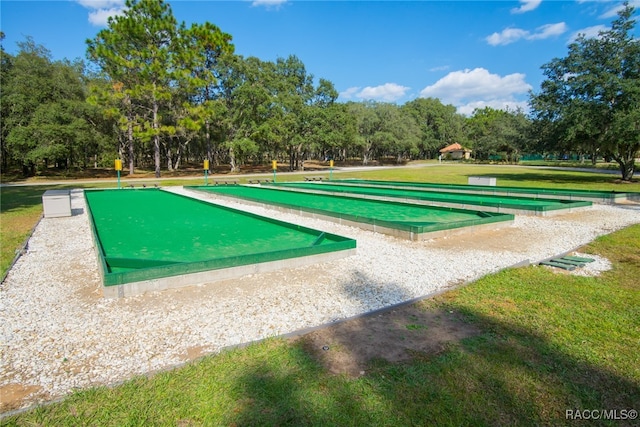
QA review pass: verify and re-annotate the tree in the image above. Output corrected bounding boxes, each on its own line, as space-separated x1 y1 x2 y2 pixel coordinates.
308 102 356 162
3 38 103 175
0 31 13 170
3 38 54 175
529 2 640 180
182 22 234 171
272 55 315 171
374 103 420 163
347 101 382 165
402 98 466 159
87 0 181 178
212 54 274 172
347 101 420 165
467 107 531 162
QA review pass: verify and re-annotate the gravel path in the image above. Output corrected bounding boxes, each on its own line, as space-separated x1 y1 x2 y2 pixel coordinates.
1 187 639 412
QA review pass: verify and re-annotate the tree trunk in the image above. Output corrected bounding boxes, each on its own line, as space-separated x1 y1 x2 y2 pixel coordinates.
288 146 295 171
205 121 212 172
128 116 134 176
362 148 370 165
166 146 173 171
229 145 238 172
174 142 183 170
153 85 161 178
1 138 6 171
616 158 635 181
296 143 304 171
123 94 135 175
68 138 73 171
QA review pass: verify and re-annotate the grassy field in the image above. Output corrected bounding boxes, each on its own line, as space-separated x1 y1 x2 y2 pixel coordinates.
1 164 639 425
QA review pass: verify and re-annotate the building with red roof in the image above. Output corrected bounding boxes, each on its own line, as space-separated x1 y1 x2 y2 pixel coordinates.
439 143 472 160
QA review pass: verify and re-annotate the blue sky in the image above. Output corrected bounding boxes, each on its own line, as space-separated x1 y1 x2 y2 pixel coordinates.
1 0 638 115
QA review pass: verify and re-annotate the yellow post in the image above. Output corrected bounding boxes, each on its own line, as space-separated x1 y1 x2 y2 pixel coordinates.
203 159 209 185
115 159 122 189
329 159 334 180
272 160 277 182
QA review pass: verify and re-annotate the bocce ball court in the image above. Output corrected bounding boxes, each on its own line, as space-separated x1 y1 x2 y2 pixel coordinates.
187 185 514 241
265 181 592 216
332 179 637 203
84 188 356 297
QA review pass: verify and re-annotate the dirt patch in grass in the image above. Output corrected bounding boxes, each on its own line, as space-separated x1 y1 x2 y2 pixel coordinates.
293 302 481 377
181 345 210 362
0 384 45 413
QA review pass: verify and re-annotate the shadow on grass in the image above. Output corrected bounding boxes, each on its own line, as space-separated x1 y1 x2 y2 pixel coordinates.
228 303 639 426
0 185 77 213
288 271 482 378
224 225 639 425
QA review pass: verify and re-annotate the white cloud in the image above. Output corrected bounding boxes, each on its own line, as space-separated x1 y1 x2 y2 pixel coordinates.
486 22 567 45
88 7 125 26
420 68 531 102
341 83 410 102
599 0 640 18
77 0 123 8
569 25 608 42
419 68 532 115
252 0 288 9
600 3 625 19
76 0 125 26
358 83 409 101
528 22 568 40
511 0 542 14
486 28 529 46
457 100 530 116
340 87 361 99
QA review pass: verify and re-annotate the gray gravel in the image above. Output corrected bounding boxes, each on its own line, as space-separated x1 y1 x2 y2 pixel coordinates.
1 187 638 412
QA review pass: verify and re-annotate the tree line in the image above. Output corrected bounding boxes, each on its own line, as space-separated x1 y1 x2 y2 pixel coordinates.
1 0 637 180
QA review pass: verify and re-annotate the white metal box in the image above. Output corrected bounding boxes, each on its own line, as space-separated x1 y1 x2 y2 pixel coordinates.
42 190 72 218
468 176 497 186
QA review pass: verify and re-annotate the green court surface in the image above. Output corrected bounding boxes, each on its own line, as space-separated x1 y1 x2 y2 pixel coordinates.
84 189 355 292
333 179 636 203
188 185 514 240
267 182 592 215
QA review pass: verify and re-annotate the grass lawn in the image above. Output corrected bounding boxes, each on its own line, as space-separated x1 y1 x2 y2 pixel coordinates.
334 163 640 191
1 164 639 425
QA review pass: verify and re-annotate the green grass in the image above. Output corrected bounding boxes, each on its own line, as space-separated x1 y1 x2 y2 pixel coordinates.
519 160 621 170
2 164 639 425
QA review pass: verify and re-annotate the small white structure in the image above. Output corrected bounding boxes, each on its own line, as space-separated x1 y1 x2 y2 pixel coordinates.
42 190 72 218
439 143 472 160
468 176 497 186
